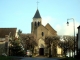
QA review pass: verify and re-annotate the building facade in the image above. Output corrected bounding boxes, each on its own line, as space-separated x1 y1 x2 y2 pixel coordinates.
0 28 18 55
77 25 80 50
31 9 62 56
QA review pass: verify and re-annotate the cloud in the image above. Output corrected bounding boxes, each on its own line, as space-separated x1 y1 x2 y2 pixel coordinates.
42 16 80 36
42 16 53 26
55 21 79 36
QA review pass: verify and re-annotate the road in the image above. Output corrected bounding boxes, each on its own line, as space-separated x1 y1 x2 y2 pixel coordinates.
20 57 61 60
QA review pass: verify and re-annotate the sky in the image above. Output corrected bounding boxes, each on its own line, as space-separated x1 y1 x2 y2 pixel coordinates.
0 0 80 36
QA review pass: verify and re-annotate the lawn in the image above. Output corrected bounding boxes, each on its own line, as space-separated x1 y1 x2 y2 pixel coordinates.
0 56 11 60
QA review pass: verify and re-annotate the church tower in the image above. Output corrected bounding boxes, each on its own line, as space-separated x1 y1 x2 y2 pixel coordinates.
31 9 42 34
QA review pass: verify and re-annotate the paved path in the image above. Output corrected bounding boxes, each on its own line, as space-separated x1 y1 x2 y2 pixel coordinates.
20 57 61 60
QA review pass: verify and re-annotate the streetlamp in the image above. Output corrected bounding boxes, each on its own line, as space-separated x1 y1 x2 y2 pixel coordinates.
67 18 75 57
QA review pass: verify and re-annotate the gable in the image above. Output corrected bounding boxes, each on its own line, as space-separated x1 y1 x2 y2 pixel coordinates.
45 23 57 35
37 25 48 31
36 25 48 39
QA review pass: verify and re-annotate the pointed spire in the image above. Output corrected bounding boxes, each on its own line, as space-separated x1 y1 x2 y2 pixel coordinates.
33 1 41 18
33 9 41 18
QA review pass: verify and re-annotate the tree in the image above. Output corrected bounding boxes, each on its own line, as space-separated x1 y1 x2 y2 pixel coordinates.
20 34 37 54
18 29 22 36
58 35 74 57
9 37 25 56
45 36 60 57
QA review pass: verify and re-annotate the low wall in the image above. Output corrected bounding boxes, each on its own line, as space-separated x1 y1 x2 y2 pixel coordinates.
0 41 6 55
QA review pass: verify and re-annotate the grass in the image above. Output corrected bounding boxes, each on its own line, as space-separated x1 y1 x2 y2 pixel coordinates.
0 56 11 60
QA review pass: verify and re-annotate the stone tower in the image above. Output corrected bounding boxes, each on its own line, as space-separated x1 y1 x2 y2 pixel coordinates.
31 9 42 34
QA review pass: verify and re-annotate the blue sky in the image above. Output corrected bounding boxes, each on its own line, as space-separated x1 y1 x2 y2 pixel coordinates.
0 0 80 35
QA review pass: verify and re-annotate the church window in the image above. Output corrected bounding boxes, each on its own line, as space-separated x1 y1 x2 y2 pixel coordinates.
38 22 40 26
35 22 36 26
41 32 44 36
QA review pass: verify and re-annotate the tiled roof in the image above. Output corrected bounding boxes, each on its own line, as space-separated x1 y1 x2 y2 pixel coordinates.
45 23 57 35
0 28 17 38
33 9 41 18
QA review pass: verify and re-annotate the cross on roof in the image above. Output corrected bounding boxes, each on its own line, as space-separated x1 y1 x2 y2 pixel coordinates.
37 1 39 9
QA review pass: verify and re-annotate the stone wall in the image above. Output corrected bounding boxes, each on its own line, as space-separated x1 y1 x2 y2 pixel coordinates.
37 25 48 40
0 36 9 55
0 41 5 55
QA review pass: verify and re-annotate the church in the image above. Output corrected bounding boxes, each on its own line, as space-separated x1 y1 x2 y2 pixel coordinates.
31 8 62 56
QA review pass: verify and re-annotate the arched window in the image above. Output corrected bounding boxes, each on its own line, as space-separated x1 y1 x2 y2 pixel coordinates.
41 32 44 36
38 22 40 26
35 22 36 26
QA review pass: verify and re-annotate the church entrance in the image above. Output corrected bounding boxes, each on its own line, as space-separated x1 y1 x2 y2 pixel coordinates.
39 48 44 55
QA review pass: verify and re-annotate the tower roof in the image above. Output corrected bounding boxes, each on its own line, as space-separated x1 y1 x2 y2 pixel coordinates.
33 9 41 18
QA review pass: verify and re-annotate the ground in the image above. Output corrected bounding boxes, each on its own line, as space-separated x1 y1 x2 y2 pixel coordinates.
20 57 61 60
10 56 62 60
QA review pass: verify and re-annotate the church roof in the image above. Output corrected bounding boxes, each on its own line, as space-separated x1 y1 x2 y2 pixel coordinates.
33 9 41 18
36 24 48 31
0 28 17 38
45 23 57 35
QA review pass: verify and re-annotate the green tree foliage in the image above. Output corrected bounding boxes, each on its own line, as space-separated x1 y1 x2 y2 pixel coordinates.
18 29 22 36
9 37 25 56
